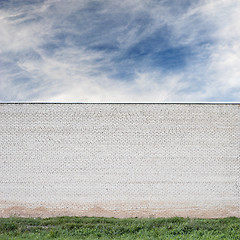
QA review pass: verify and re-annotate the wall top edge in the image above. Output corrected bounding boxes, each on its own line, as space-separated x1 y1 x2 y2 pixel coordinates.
0 102 240 105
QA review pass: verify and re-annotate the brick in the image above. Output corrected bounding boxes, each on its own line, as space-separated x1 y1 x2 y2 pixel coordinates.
0 103 239 218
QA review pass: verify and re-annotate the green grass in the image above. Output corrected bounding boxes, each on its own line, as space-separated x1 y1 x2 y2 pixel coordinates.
0 216 240 239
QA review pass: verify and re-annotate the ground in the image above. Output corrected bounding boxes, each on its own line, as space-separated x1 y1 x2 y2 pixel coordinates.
0 216 240 239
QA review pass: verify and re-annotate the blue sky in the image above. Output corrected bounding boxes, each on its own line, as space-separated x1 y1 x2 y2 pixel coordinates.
0 0 240 102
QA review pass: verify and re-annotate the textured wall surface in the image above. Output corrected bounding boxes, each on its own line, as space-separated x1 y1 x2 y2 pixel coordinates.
0 103 239 218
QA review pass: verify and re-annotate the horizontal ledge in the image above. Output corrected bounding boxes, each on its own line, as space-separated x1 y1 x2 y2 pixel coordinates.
0 102 240 105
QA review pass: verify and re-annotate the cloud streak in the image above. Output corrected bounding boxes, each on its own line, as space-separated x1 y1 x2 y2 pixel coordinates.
0 0 239 102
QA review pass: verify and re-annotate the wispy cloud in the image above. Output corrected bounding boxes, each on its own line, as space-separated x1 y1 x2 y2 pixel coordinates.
0 0 239 102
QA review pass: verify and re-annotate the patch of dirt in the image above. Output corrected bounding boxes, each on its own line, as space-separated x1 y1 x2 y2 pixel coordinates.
1 203 239 218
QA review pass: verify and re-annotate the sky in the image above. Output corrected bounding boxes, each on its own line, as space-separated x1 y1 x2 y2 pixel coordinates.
0 0 240 102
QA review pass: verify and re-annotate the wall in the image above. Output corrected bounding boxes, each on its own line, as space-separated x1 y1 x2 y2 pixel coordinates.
0 103 239 218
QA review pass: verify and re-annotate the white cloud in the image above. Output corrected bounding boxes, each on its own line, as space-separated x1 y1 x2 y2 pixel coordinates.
0 0 239 102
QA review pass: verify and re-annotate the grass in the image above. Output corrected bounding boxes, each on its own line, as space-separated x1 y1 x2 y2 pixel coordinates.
0 216 240 239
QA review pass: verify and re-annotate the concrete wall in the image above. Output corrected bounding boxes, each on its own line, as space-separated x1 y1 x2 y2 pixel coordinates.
0 103 239 218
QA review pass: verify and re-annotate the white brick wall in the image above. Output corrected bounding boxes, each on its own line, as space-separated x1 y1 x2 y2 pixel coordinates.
0 104 239 218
